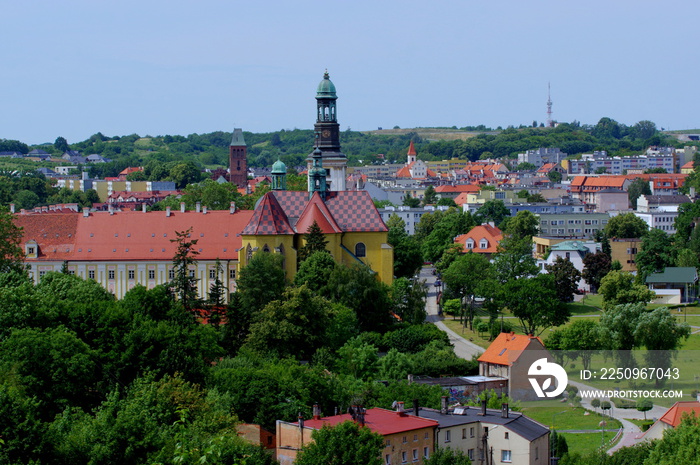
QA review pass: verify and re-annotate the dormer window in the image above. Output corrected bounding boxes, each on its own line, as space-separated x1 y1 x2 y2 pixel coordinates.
466 239 474 249
479 239 489 249
25 241 38 258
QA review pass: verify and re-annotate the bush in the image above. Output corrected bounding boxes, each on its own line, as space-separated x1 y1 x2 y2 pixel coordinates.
382 324 449 354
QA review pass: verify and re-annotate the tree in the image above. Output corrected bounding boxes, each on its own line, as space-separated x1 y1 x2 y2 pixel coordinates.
504 210 539 240
632 120 657 140
545 256 582 302
391 277 428 324
636 399 653 420
635 228 674 281
295 421 384 465
294 250 337 291
170 228 200 310
422 185 438 205
54 136 69 152
493 236 538 283
421 208 475 263
548 170 563 183
168 161 202 188
644 415 700 465
386 215 423 278
591 398 601 412
628 177 652 209
442 252 495 329
424 447 472 465
582 251 611 293
674 200 700 247
498 274 568 336
516 162 537 171
0 208 25 274
402 191 421 207
298 220 329 263
676 248 699 268
236 252 286 313
475 199 509 226
548 320 601 370
605 213 648 239
598 271 655 309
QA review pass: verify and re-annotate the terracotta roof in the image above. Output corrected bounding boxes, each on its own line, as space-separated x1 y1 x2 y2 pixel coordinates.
300 408 438 436
537 163 556 173
454 224 502 253
396 165 412 178
681 161 694 169
453 192 469 206
241 193 295 235
477 332 545 366
407 140 417 156
659 401 700 427
118 167 143 176
18 210 255 262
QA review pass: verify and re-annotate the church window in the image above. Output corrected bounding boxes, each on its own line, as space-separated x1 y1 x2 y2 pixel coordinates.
128 270 135 280
88 270 95 280
355 242 366 258
108 270 115 280
149 270 155 280
246 245 253 262
263 244 270 253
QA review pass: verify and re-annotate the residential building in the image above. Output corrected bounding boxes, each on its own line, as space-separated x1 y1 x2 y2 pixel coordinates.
412 376 507 403
537 213 610 239
435 183 481 200
478 332 552 401
536 240 597 291
236 423 276 451
416 404 549 465
567 151 677 174
609 238 641 273
396 141 438 180
645 267 698 304
594 188 629 212
517 147 567 167
643 401 700 441
378 205 451 235
276 406 438 465
569 176 632 205
454 223 503 258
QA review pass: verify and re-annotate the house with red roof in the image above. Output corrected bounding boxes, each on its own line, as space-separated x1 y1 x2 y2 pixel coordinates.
435 184 481 200
396 141 438 180
478 332 552 401
643 401 700 441
454 223 503 258
276 405 438 465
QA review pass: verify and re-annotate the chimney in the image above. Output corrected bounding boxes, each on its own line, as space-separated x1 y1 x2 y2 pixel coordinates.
83 208 89 218
195 202 201 213
180 202 186 213
10 204 15 213
230 201 236 214
441 396 448 415
312 404 321 420
479 399 487 416
396 401 405 416
166 206 171 217
413 399 420 417
142 203 147 213
501 403 509 418
202 206 207 214
357 406 365 427
108 204 114 215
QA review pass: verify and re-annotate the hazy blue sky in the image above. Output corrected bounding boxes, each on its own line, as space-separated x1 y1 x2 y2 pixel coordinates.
2 0 698 145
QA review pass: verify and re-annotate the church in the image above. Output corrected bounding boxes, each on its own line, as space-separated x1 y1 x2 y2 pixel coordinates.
16 72 393 300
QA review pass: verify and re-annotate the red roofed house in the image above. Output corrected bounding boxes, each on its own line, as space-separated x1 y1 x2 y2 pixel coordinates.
276 405 438 465
117 167 144 181
478 332 552 401
435 184 481 201
643 401 700 440
454 223 503 258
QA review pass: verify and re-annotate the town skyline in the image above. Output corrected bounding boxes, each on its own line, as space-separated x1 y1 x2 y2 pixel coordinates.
2 0 699 145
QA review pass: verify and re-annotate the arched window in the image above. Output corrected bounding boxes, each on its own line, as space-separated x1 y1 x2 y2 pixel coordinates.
263 244 270 253
246 244 253 262
355 242 366 258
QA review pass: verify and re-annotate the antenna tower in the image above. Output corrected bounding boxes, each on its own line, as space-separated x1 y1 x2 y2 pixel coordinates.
546 83 553 127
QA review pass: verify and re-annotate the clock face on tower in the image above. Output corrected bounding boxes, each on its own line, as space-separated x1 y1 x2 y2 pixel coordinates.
322 130 331 138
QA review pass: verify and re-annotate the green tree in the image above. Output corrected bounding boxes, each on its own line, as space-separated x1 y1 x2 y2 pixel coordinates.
545 256 582 302
605 212 648 239
386 214 423 278
628 177 652 209
237 252 286 313
635 307 691 387
170 228 200 310
676 248 699 268
475 199 509 226
504 210 539 239
644 415 700 465
298 220 329 263
547 320 600 370
0 208 25 274
168 161 202 188
635 228 674 281
391 277 428 324
295 249 337 291
516 162 537 171
442 252 495 329
498 274 568 336
424 447 472 465
674 200 700 247
599 271 655 309
421 208 475 263
636 399 653 420
493 235 538 283
54 136 69 152
295 421 384 465
582 251 611 293
422 185 438 205
548 170 563 183
402 191 421 207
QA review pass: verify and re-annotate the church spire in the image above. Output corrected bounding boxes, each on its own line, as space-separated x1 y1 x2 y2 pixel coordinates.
308 147 327 200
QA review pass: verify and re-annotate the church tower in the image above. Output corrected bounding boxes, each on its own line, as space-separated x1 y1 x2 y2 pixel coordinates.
308 147 328 200
308 71 347 191
229 128 248 188
271 159 287 191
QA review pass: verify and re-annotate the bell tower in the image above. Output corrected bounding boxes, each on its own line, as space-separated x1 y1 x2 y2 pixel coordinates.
308 71 347 191
229 128 248 188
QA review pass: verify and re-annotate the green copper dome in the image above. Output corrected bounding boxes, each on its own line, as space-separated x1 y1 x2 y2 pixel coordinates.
316 70 337 99
271 159 287 174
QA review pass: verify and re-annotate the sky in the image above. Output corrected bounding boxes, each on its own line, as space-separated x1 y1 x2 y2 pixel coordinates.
2 0 699 145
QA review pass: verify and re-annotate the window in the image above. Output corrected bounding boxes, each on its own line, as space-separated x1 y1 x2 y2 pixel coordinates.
501 450 512 462
189 269 195 278
39 270 47 279
355 242 366 257
402 451 407 463
466 239 474 249
535 447 539 460
149 270 155 280
27 247 35 254
413 434 417 442
169 269 175 280
541 220 548 225
386 439 391 447
445 430 451 442
385 454 391 465
229 269 236 279
468 449 475 460
470 427 475 438
412 449 418 462
88 270 95 280
128 270 135 280
504 432 509 439
402 436 407 444
424 432 429 439
462 428 467 439
423 447 429 459
108 270 115 280
479 239 488 249
565 252 570 259
209 269 217 279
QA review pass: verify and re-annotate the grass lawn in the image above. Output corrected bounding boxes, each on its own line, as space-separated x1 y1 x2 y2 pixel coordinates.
627 419 654 430
561 431 619 456
519 401 621 430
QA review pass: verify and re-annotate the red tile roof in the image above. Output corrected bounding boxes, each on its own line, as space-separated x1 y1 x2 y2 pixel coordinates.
659 401 700 427
407 140 417 156
295 193 342 234
18 210 255 262
241 193 295 235
477 332 544 366
300 408 438 436
454 224 502 253
435 184 481 194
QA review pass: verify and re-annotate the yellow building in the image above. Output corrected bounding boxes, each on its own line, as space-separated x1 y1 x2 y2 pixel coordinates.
610 238 641 272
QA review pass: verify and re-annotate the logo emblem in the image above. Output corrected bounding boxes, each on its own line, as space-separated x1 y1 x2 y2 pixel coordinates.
528 358 568 398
